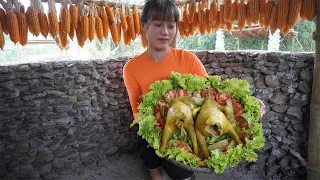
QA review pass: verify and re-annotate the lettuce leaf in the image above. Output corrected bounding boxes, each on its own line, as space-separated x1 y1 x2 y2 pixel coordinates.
219 78 252 99
138 80 173 114
169 72 210 92
157 147 201 167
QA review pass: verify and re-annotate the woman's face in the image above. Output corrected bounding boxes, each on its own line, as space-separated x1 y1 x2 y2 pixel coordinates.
142 20 177 50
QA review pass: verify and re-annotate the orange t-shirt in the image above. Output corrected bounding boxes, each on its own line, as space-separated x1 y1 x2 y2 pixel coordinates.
123 47 208 119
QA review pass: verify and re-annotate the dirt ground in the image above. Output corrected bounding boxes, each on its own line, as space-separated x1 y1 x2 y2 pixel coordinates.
57 152 263 180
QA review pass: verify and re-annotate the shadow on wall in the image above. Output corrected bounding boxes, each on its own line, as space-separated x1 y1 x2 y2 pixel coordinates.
0 51 314 179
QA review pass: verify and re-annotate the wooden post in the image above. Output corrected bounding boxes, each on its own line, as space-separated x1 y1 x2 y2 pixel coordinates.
307 1 320 179
292 37 295 52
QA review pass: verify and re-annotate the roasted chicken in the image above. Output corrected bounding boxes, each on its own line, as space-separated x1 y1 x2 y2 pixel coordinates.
195 99 242 159
160 99 199 155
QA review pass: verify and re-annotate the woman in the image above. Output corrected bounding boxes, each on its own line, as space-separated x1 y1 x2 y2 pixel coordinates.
123 1 205 179
123 0 265 179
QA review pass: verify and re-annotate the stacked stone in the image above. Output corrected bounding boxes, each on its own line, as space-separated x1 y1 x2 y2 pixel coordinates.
0 59 136 179
195 51 313 179
0 51 314 179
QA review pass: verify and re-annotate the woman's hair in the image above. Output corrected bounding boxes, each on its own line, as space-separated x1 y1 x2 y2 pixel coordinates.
140 0 180 24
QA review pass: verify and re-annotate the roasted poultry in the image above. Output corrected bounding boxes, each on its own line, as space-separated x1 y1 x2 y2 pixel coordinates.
160 99 199 155
195 99 242 159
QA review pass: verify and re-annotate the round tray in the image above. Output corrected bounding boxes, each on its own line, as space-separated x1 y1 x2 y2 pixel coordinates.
166 159 213 173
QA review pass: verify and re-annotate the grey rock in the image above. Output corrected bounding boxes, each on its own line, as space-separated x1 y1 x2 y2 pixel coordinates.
20 73 39 80
55 116 73 126
54 78 68 86
16 142 29 150
281 85 296 94
38 148 52 157
300 69 312 82
289 95 310 107
68 67 78 74
37 64 52 72
232 67 244 73
242 76 254 84
269 90 289 105
278 63 290 71
74 100 91 107
224 67 232 75
249 164 261 172
7 159 21 169
57 148 75 159
297 82 311 94
10 164 36 176
16 65 31 72
41 121 55 128
290 159 301 169
30 140 43 149
54 105 72 113
79 62 94 69
0 74 17 82
272 127 288 137
261 67 275 75
272 105 289 113
41 170 58 179
280 77 293 85
52 63 64 70
265 75 281 88
0 66 11 73
107 72 117 78
293 122 305 132
271 148 287 158
75 74 86 84
279 156 290 171
61 137 76 146
266 53 280 63
265 62 278 67
1 81 16 91
82 158 96 167
56 167 73 175
45 128 60 136
52 159 65 169
295 61 309 68
286 107 304 120
255 77 267 89
81 70 93 76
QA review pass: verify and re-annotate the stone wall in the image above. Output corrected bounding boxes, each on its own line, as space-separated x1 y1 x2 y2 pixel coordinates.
0 51 314 179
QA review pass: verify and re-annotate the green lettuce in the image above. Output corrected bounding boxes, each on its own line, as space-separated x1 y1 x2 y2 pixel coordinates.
135 72 265 173
169 72 210 92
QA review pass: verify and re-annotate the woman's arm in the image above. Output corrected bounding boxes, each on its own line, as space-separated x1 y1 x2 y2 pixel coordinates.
123 66 142 122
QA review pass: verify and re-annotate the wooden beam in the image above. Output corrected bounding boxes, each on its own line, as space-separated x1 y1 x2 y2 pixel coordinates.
307 0 320 179
40 0 144 9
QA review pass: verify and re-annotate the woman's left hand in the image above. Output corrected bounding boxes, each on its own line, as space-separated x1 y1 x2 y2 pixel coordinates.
258 99 266 118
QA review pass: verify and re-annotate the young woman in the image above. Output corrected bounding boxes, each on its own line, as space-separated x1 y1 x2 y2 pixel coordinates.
123 0 265 180
123 0 205 179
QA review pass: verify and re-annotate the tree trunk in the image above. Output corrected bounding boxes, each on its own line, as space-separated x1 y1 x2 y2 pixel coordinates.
307 1 320 179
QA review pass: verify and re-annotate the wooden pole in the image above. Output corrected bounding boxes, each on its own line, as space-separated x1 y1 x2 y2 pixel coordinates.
292 37 295 52
307 0 320 179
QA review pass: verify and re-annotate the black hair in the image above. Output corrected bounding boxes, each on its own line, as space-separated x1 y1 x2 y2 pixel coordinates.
140 0 180 24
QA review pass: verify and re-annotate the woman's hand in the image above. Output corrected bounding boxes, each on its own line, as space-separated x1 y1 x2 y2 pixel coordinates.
257 99 266 118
